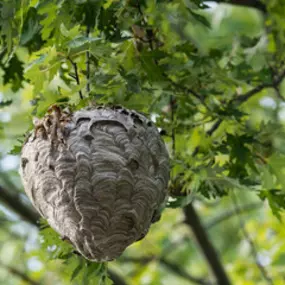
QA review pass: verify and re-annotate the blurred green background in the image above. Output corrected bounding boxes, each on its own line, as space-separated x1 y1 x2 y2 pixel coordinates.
1 0 285 284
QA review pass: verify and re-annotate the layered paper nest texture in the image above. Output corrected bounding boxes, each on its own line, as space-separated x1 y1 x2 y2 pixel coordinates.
20 106 170 261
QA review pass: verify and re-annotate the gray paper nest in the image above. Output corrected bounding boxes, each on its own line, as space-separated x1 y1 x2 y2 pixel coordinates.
20 105 170 261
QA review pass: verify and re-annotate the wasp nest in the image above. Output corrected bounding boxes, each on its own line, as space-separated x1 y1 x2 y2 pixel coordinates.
20 105 170 261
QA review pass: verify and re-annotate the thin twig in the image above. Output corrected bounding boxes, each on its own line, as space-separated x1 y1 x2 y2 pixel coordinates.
192 118 223 156
67 57 83 100
192 146 200 157
86 25 91 95
231 193 274 285
205 202 262 229
121 256 211 285
268 64 285 101
169 78 206 104
207 118 223 136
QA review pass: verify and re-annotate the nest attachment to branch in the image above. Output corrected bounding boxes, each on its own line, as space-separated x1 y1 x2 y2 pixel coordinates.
20 105 170 261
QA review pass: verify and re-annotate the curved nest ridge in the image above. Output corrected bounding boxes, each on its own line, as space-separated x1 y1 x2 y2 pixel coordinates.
20 105 170 261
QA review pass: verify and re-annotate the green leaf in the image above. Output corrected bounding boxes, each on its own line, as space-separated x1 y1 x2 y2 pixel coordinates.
272 253 285 266
140 51 165 82
67 36 101 56
3 55 24 91
98 5 121 42
39 220 74 260
268 153 285 192
187 9 211 28
8 144 22 155
20 7 40 45
70 261 84 281
259 189 285 219
0 1 15 52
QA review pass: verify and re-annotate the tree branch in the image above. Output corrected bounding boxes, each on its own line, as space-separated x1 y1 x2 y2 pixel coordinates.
192 68 285 156
184 203 231 285
108 269 129 285
0 185 39 226
235 69 285 104
121 256 211 285
0 261 40 285
135 5 230 284
211 0 267 13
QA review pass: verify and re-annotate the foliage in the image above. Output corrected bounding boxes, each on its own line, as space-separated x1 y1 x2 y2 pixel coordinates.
1 0 285 284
